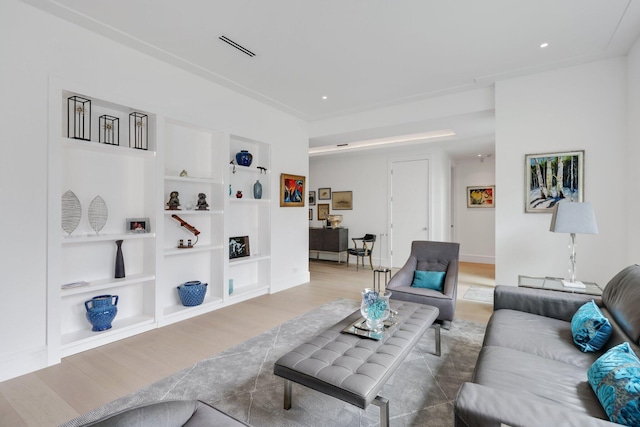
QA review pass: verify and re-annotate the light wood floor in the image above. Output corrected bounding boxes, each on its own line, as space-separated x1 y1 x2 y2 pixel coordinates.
0 261 494 427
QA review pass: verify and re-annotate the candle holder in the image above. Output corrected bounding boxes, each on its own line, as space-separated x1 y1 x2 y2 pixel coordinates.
67 96 91 141
99 115 119 145
129 112 148 150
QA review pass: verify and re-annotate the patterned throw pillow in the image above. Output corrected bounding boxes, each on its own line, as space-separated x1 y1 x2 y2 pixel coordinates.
587 342 640 426
411 270 445 291
571 300 612 352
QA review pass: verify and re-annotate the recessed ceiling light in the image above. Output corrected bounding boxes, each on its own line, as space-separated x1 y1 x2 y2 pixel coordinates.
477 154 482 157
540 42 549 48
322 96 328 100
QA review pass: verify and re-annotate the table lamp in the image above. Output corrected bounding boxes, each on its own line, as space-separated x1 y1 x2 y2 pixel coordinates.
549 202 598 288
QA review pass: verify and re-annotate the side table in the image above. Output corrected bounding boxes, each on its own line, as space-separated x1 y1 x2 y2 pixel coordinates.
373 267 391 293
518 275 602 296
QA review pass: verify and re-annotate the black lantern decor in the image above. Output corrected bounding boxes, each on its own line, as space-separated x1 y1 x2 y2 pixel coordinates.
99 115 119 145
67 96 91 141
129 112 148 150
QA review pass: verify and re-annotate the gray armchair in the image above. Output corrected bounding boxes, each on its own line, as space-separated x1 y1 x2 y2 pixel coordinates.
386 240 460 326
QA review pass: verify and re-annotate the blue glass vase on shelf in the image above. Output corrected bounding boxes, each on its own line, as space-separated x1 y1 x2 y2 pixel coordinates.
253 180 262 199
235 150 253 167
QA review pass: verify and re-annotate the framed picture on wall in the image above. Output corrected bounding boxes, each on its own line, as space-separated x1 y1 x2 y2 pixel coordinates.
332 191 352 210
309 191 316 206
280 173 306 207
317 203 330 220
318 188 331 200
525 150 584 213
467 186 495 208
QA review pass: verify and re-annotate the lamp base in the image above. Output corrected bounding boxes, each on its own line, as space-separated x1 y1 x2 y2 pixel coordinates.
561 279 586 289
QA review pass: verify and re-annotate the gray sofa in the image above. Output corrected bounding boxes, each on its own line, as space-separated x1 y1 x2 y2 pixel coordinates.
455 264 640 427
78 400 250 426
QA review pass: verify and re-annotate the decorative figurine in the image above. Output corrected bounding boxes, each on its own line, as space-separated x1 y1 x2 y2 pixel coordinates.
166 191 181 210
180 169 188 177
257 166 267 174
236 191 243 199
196 193 209 210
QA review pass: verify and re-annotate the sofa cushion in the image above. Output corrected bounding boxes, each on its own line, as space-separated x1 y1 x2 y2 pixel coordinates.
473 345 608 419
587 342 640 426
602 264 640 344
571 300 612 352
483 309 600 368
411 270 445 291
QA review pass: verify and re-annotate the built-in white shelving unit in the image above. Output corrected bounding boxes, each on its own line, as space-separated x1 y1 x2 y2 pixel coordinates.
47 87 273 362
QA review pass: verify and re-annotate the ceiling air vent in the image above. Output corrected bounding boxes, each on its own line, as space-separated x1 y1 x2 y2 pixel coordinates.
219 35 256 57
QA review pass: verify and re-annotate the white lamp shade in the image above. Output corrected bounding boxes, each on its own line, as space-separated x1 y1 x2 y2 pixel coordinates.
549 202 598 235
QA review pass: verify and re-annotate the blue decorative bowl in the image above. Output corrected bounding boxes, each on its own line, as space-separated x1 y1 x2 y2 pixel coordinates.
235 150 253 167
177 281 207 306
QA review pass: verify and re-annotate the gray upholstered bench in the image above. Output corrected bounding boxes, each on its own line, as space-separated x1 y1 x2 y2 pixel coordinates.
273 301 439 427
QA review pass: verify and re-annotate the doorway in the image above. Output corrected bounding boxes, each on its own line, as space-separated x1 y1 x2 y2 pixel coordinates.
390 158 429 267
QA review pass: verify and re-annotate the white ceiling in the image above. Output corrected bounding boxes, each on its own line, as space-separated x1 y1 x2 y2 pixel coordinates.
24 0 640 158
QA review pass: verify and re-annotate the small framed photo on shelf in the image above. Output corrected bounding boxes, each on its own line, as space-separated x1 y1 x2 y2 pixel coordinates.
318 187 331 200
126 217 150 233
229 236 250 259
467 186 495 208
317 204 330 220
309 191 316 206
332 191 353 210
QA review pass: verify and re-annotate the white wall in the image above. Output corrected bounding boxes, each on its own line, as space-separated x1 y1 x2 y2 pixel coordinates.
495 57 629 287
627 37 640 263
454 156 496 263
0 0 308 380
309 145 452 267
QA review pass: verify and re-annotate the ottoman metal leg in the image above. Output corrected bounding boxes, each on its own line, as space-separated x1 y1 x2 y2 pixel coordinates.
433 323 441 356
372 395 389 427
283 379 292 410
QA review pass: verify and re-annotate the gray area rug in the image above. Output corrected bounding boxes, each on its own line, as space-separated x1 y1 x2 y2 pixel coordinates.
463 286 494 304
61 299 486 427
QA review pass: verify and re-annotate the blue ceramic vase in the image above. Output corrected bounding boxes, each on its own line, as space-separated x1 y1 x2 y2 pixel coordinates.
85 295 118 332
235 150 253 166
177 281 207 306
253 180 262 199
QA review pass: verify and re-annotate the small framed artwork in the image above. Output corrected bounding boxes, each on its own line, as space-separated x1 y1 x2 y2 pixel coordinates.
309 191 316 206
309 209 313 220
467 186 495 208
280 173 306 207
525 150 584 213
332 191 353 210
126 217 150 233
318 188 331 200
229 236 250 259
318 204 330 220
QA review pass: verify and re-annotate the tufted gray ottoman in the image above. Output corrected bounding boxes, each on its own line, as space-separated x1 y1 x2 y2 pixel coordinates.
274 301 439 427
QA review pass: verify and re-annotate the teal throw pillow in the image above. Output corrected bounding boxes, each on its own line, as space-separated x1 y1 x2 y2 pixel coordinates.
587 342 640 426
411 270 445 291
571 300 612 352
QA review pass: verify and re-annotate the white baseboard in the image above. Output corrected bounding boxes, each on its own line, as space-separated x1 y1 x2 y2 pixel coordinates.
271 271 310 293
460 254 495 264
0 345 50 382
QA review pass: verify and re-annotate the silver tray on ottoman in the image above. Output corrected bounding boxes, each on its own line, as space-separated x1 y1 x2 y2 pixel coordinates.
342 316 402 340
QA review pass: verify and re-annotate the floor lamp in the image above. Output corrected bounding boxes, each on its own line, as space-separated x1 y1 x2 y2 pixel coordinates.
549 202 598 288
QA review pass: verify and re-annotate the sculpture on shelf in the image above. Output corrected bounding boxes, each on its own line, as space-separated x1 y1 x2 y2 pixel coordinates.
257 166 267 174
180 169 188 177
196 193 209 210
114 240 125 278
236 191 243 199
166 191 180 210
171 214 200 248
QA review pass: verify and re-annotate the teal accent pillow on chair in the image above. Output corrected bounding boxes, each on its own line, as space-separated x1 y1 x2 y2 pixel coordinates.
587 342 640 426
571 300 612 352
411 270 445 291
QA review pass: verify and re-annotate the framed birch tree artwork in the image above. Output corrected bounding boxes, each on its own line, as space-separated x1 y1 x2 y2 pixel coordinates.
525 150 584 213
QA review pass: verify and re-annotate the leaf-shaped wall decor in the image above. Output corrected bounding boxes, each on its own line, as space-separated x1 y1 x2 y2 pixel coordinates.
88 195 108 234
61 190 81 235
